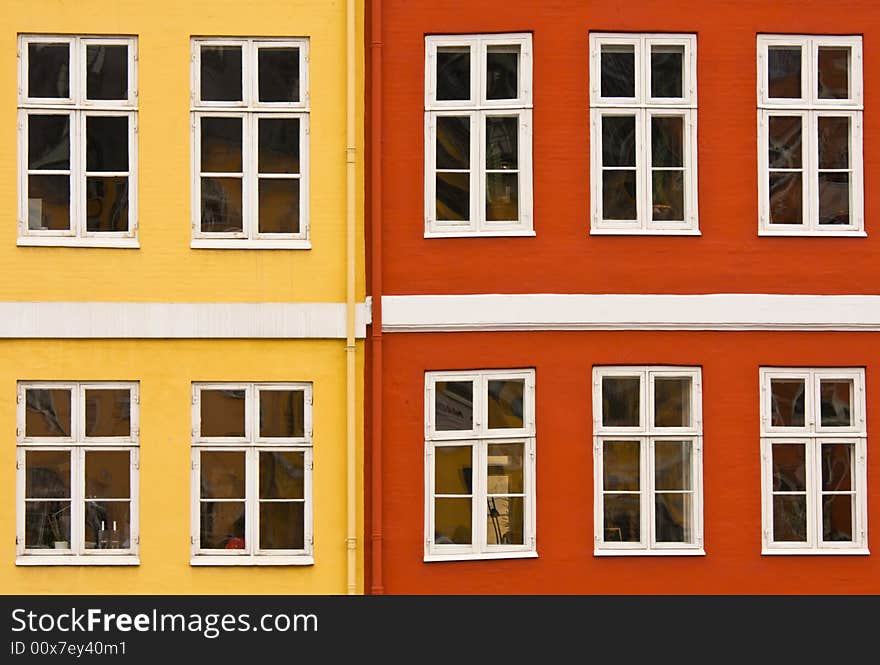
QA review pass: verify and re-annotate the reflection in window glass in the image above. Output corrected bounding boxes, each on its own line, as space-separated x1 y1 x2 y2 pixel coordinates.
487 47 519 100
25 388 72 437
651 46 683 98
654 377 691 427
200 45 242 102
435 381 474 431
85 389 131 437
259 390 305 438
602 376 640 427
200 389 246 437
818 47 849 99
770 379 806 427
437 47 470 101
768 46 801 98
600 45 634 98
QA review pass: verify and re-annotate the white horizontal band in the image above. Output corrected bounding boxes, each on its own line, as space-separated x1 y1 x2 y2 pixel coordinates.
382 294 880 332
0 300 371 339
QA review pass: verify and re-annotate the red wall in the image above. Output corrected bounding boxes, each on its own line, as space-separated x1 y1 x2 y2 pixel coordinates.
379 0 877 295
380 331 880 593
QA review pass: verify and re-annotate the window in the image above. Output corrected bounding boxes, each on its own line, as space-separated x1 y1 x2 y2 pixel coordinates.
16 382 139 565
18 35 138 248
592 367 703 554
589 33 698 234
191 383 313 564
424 34 533 237
191 38 309 248
760 368 867 554
757 36 863 235
424 369 536 561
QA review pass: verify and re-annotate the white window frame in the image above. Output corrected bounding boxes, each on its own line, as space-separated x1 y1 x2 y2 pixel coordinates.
424 33 534 238
16 381 140 565
757 35 864 236
592 366 704 555
759 367 868 554
190 382 314 565
424 369 536 561
589 33 698 235
17 35 138 248
190 38 310 249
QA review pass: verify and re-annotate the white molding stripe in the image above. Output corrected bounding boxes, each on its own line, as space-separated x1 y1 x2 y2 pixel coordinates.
382 294 880 332
0 300 371 339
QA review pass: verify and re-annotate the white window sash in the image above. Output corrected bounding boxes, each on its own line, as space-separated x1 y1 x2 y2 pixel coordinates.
191 382 253 443
79 37 138 108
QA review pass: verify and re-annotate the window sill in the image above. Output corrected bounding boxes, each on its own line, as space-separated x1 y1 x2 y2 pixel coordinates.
424 230 536 239
758 230 867 238
589 228 701 236
424 550 538 563
190 555 314 566
594 548 706 557
17 237 140 249
761 548 870 556
16 555 140 566
191 239 311 250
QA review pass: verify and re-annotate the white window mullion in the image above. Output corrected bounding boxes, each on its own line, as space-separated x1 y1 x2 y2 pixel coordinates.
130 448 139 549
16 448 26 556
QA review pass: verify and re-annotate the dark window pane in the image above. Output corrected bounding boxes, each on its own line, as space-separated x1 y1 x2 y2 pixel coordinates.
435 497 472 544
818 116 849 169
603 170 637 220
655 441 692 491
85 450 130 498
26 450 71 498
435 381 473 430
818 47 849 99
822 443 853 492
258 47 300 103
652 171 684 221
86 116 129 171
487 496 524 545
602 377 640 426
602 115 636 167
435 446 473 495
652 116 683 167
488 443 524 494
822 495 853 542
768 172 803 225
259 390 305 438
600 46 634 97
200 45 242 101
603 440 640 491
768 46 801 98
200 501 246 549
487 47 519 100
818 172 850 225
770 379 806 426
28 175 70 231
259 451 305 499
25 501 70 548
200 451 246 499
201 117 243 173
651 46 683 98
436 116 470 170
768 116 802 169
84 501 130 549
29 115 70 170
85 388 131 437
28 43 69 98
772 443 806 492
86 45 128 100
201 177 243 232
258 178 300 233
773 495 807 541
436 173 469 221
200 389 246 437
486 172 518 221
487 379 524 429
25 388 72 437
604 493 640 542
260 502 304 549
820 380 852 427
655 493 692 542
258 118 299 174
86 177 129 232
486 116 518 169
437 47 470 101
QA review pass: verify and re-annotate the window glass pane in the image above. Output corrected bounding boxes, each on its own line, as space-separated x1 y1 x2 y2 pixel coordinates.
200 451 246 499
86 45 128 100
486 173 518 221
650 45 684 98
487 496 524 545
26 450 71 498
201 177 243 233
85 450 130 498
487 379 524 429
84 501 130 549
258 47 300 103
486 116 518 170
820 380 852 427
437 47 470 101
28 175 70 231
258 178 300 234
201 117 243 173
768 116 802 169
436 173 469 221
773 495 807 541
768 172 803 225
25 501 70 549
602 116 636 167
488 443 524 494
772 443 806 492
602 171 637 220
259 451 305 499
654 377 691 427
651 116 683 167
655 441 692 490
818 117 849 170
822 495 853 542
436 116 470 170
602 376 640 427
85 389 131 437
818 47 849 100
260 502 304 549
435 446 472 495
600 44 635 98
258 118 300 174
434 497 472 544
768 46 801 98
200 389 246 437
259 390 305 438
655 493 692 543
822 443 853 491
770 379 806 427
486 46 519 100
200 45 242 102
25 388 72 437
818 173 850 225
85 177 129 232
652 171 684 221
435 381 473 431
28 43 70 98
604 494 640 542
200 501 246 549
29 114 70 170
603 440 640 491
